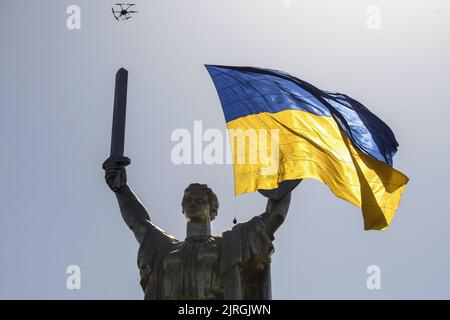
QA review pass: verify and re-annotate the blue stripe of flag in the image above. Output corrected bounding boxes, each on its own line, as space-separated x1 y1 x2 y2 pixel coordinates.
205 65 399 166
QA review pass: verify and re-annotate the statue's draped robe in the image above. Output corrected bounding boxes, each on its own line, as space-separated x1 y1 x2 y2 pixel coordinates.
137 216 274 300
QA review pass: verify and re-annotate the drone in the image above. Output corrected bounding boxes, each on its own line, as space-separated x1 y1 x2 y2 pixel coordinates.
111 3 138 21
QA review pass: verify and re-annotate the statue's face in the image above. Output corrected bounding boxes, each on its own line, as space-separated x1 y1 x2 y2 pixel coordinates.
183 190 211 222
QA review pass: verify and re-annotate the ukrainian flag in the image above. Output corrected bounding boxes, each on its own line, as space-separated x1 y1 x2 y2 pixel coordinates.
206 65 409 231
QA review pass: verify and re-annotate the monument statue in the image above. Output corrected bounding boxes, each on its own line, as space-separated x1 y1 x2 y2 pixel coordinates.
102 67 300 300
103 156 296 299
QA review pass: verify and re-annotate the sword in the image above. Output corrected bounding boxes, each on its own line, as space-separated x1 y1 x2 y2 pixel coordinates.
103 68 131 186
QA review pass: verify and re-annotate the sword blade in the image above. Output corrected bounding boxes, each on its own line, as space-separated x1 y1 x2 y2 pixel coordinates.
110 68 128 156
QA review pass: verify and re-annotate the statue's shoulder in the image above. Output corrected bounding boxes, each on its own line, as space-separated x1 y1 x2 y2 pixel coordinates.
137 222 180 267
219 216 274 273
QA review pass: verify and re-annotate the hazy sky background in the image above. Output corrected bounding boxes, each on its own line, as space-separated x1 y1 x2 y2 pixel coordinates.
1 0 449 299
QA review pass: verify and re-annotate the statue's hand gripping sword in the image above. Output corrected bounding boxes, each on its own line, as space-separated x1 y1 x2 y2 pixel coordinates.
102 68 131 191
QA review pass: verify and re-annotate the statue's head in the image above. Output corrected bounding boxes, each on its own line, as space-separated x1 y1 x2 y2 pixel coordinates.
182 183 219 222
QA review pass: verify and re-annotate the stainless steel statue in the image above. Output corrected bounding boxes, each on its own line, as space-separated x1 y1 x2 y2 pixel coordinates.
102 68 298 300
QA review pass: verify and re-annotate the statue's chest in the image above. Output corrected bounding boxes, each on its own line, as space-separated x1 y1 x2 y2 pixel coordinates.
162 238 223 299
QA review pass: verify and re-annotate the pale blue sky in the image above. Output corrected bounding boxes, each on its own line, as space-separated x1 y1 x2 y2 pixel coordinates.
1 0 449 299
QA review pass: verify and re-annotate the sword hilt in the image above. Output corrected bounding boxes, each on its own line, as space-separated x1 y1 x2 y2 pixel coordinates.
102 155 131 171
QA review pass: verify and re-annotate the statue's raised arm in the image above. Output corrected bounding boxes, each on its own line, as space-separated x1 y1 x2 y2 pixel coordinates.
103 156 153 244
103 156 179 251
260 192 292 236
259 179 302 236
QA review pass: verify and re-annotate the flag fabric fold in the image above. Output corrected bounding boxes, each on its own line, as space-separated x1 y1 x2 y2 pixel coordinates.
206 65 408 231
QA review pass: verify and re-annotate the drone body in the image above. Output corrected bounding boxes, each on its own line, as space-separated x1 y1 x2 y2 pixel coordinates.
111 3 138 21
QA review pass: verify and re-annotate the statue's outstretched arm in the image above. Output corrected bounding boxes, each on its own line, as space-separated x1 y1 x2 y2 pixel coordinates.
260 192 292 235
257 179 301 235
115 184 152 244
103 157 151 244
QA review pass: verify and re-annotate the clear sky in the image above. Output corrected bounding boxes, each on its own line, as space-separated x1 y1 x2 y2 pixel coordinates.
1 0 449 299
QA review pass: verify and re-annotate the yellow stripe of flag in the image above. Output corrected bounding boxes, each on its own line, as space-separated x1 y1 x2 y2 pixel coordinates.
227 109 409 230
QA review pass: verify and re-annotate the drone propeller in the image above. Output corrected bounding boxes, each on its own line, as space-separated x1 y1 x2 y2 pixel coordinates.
111 7 120 20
